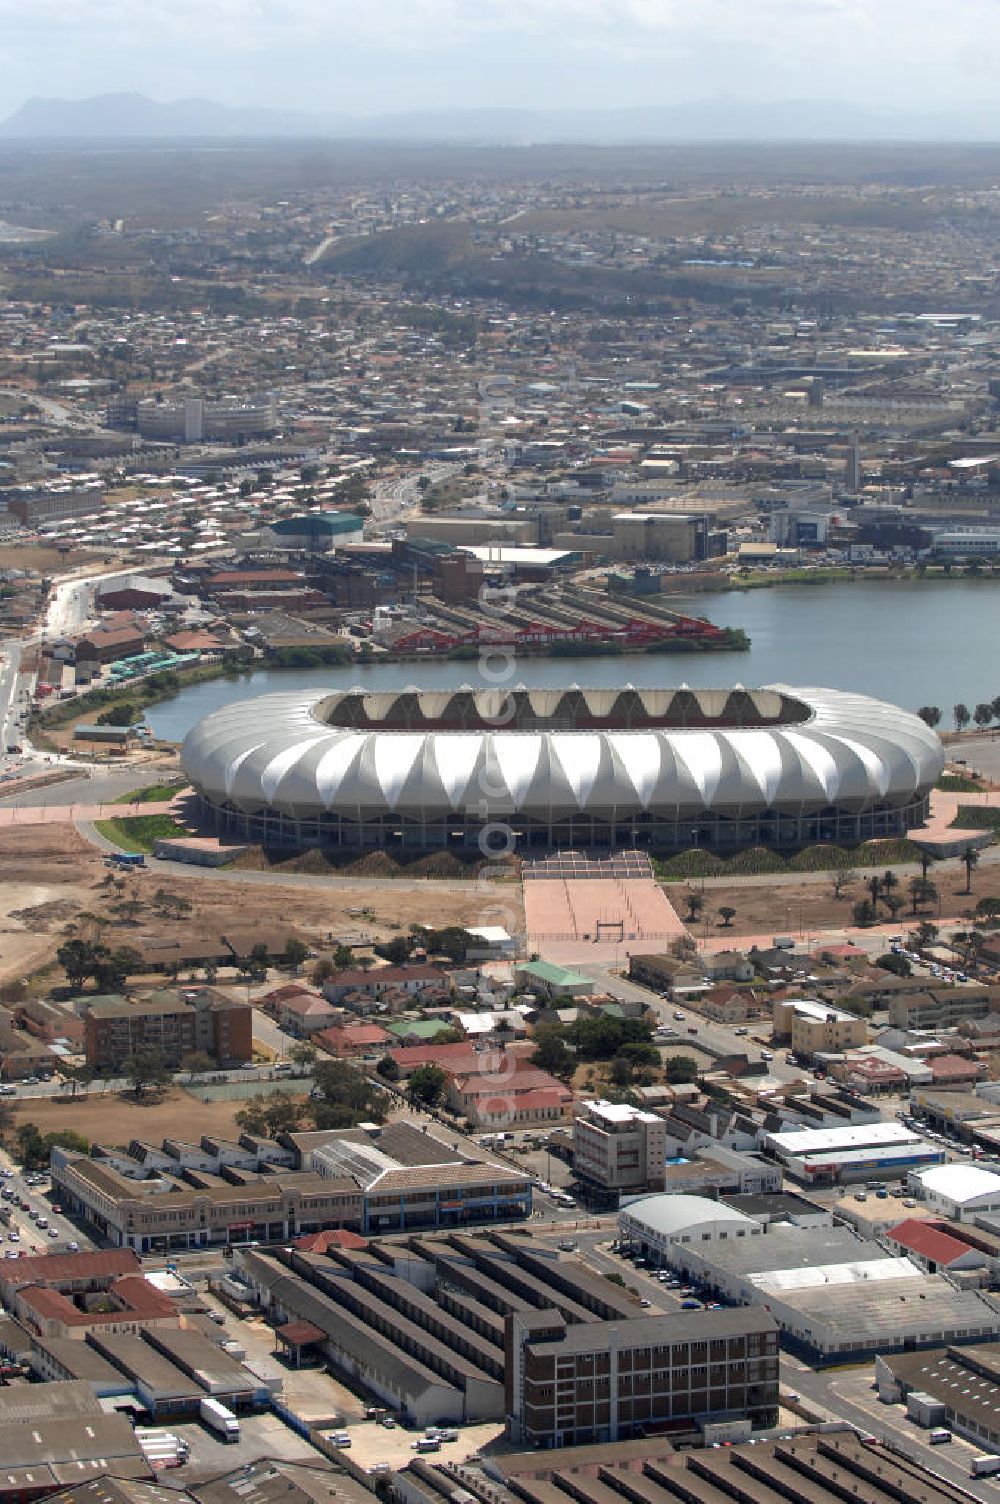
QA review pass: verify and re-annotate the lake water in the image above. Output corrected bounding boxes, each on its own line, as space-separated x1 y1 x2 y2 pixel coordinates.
145 578 999 742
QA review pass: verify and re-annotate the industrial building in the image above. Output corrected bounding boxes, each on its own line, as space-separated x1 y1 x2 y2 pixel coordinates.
909 1164 1000 1222
505 1305 778 1448
181 684 943 854
876 1342 1000 1451
630 1208 1000 1362
480 1430 970 1504
232 1227 777 1439
761 1121 945 1184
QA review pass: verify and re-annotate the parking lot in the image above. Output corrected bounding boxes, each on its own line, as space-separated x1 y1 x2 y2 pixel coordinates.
318 1418 505 1474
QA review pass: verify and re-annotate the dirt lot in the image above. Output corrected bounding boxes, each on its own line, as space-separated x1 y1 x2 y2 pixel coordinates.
135 868 523 950
11 1085 269 1146
682 852 1000 942
0 823 523 988
0 824 106 984
0 545 100 573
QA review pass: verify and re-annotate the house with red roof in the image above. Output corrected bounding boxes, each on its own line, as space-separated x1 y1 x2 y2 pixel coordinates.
314 1022 390 1058
885 1218 989 1274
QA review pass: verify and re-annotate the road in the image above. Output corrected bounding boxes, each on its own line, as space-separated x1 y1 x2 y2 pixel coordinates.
0 1142 95 1254
368 462 459 533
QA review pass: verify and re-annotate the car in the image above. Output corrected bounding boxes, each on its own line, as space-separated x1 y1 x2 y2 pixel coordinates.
760 1049 774 1061
639 1298 652 1308
66 1241 79 1252
331 1433 351 1448
380 1416 396 1429
8 1232 18 1243
35 1217 47 1229
687 1025 699 1035
50 1204 62 1214
734 1026 748 1036
47 1227 57 1238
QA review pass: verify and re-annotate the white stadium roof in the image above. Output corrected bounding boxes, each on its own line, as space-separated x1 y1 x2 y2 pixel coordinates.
181 684 943 821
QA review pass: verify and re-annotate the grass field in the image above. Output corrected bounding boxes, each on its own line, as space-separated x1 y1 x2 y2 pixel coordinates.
113 783 186 805
94 813 187 851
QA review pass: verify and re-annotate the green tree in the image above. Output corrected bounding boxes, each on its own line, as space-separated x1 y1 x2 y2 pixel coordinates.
310 1059 386 1129
954 703 971 732
181 1051 213 1076
852 899 876 926
283 938 310 971
407 1064 448 1108
376 935 415 966
908 877 938 915
289 1042 317 1070
718 905 737 928
975 703 994 730
684 891 704 924
831 868 857 899
876 952 911 977
124 1048 170 1099
663 1055 699 1084
531 1027 574 1079
376 1054 401 1082
917 706 941 729
57 938 97 990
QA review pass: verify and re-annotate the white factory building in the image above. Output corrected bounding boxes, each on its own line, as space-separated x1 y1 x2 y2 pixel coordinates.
618 1193 762 1263
909 1164 1000 1222
762 1120 945 1185
628 1208 999 1362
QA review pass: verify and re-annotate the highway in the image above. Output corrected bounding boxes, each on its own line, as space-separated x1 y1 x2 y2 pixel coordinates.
368 461 459 532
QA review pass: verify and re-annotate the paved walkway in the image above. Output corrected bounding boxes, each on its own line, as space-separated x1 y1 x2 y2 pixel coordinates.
0 799 175 826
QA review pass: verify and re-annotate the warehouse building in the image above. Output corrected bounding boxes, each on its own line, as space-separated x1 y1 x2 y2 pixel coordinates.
482 1430 972 1504
876 1342 1000 1451
761 1120 944 1184
619 1194 762 1264
909 1163 1000 1221
654 1219 999 1361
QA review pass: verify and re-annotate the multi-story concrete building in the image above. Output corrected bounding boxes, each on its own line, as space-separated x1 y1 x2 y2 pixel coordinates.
573 1099 668 1192
135 395 277 443
6 489 101 526
772 998 868 1058
83 989 252 1071
504 1307 779 1448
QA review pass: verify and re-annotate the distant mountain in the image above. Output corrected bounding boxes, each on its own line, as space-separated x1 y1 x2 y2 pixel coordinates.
0 92 318 139
3 91 1000 143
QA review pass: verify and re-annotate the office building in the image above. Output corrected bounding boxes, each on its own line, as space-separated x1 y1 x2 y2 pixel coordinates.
573 1100 669 1192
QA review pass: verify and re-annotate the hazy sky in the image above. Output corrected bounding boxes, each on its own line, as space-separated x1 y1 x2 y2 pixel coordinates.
3 0 998 116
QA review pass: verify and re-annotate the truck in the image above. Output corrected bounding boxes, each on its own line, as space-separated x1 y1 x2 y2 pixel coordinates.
110 852 146 868
970 1455 1000 1477
199 1396 240 1442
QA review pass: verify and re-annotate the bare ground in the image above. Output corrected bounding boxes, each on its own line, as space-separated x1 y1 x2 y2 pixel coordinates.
12 1086 272 1146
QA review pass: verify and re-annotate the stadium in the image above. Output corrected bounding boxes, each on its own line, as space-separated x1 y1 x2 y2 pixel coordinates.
180 684 943 854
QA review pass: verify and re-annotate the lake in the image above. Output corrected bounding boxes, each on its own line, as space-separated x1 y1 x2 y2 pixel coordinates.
144 578 998 742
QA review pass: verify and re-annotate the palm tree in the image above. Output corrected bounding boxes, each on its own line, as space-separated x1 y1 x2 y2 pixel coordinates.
963 847 980 894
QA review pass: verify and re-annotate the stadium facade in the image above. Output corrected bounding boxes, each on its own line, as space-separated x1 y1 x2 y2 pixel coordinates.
181 684 943 854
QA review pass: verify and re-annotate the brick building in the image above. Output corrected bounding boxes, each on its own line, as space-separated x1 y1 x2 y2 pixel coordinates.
84 989 252 1070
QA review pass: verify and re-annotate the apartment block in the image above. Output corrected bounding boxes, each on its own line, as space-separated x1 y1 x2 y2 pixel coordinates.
83 988 252 1070
772 998 868 1058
